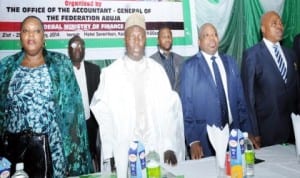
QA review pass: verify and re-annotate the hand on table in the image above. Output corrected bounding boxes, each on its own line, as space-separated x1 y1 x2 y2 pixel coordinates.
190 142 204 160
164 150 177 166
249 134 261 149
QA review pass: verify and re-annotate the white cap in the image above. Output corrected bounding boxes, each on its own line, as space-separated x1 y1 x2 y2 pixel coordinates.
124 13 146 30
15 162 24 171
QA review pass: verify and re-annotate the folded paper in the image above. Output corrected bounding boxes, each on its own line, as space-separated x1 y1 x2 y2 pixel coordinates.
207 124 229 168
291 113 300 162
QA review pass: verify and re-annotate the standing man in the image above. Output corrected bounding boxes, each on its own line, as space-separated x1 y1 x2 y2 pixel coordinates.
150 26 184 92
68 35 101 171
293 33 300 60
90 13 185 178
241 11 300 148
293 33 300 78
180 23 254 159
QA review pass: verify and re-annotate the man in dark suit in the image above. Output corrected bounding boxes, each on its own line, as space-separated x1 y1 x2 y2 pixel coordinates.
68 35 101 171
150 26 184 92
241 11 300 148
293 34 300 59
293 33 300 78
180 23 254 159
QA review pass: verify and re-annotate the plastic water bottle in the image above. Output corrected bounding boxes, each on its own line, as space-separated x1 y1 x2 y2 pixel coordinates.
243 132 255 177
11 163 29 178
146 150 161 178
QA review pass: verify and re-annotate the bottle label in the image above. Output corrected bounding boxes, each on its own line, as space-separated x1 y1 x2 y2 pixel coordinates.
146 165 160 178
0 157 11 178
245 150 255 164
138 144 146 170
128 141 147 177
239 136 245 154
229 129 238 160
128 142 138 176
0 170 10 178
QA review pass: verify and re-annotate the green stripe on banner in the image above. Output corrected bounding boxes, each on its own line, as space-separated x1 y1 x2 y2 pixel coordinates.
182 0 193 46
0 36 189 50
0 40 22 50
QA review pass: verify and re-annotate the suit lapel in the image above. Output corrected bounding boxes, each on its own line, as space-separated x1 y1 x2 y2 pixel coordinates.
281 47 294 84
173 53 181 77
84 62 93 102
220 55 230 88
260 42 287 84
154 52 163 65
172 52 180 84
197 52 217 94
220 55 234 111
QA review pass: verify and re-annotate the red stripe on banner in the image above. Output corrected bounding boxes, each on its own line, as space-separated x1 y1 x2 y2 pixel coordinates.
0 22 125 31
0 21 184 32
49 22 125 31
0 22 21 31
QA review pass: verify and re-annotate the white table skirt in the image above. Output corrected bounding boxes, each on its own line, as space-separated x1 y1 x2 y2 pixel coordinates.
162 144 300 178
70 144 300 178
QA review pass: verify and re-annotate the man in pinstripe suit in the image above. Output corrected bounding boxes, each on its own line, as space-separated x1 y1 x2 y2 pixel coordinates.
150 26 184 92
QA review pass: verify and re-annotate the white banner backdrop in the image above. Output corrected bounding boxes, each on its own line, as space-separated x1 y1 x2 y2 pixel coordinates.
0 0 285 60
0 0 199 60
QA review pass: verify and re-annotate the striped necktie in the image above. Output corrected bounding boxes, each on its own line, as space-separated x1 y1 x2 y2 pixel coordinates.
273 45 287 83
211 56 229 127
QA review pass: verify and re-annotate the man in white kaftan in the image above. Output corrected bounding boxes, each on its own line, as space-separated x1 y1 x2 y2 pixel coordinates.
90 13 185 178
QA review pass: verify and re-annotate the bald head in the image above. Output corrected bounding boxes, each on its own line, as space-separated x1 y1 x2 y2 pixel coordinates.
68 35 85 67
198 23 217 37
198 23 219 55
261 11 278 25
261 11 283 43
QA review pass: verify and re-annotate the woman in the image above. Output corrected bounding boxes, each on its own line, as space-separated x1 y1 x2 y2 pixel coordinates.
0 16 92 177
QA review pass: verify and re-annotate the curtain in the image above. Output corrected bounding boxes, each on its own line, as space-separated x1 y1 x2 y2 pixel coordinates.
98 0 300 68
219 0 263 67
244 0 264 50
259 0 285 14
195 0 234 39
282 0 300 48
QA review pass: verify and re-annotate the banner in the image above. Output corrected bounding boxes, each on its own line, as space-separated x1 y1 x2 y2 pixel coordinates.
0 0 197 60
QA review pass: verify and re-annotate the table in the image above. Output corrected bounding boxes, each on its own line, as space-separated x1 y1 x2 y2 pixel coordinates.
70 144 300 178
162 144 300 178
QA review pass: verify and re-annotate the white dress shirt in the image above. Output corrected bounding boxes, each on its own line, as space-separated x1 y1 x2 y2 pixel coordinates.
263 38 287 72
73 61 90 120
